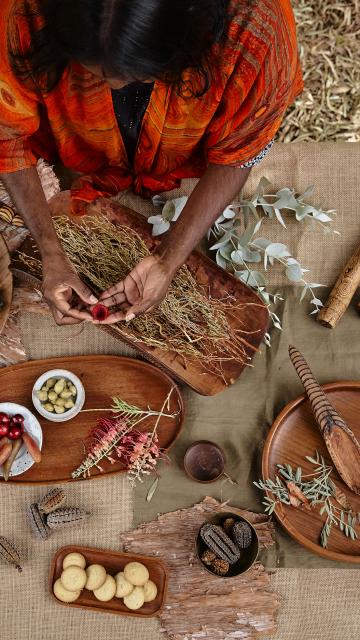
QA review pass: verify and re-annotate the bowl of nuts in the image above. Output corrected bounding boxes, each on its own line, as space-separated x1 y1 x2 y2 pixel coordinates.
32 369 85 422
195 512 259 578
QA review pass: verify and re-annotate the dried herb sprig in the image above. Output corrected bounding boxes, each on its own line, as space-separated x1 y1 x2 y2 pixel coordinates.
18 215 259 381
72 390 175 483
255 451 359 548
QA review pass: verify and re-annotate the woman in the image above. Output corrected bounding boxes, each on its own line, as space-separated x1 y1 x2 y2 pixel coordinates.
0 0 303 325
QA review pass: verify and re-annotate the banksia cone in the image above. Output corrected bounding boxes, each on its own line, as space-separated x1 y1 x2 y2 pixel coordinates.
47 507 90 529
27 503 50 540
38 488 66 515
0 536 22 572
212 558 230 576
200 523 240 564
232 521 252 549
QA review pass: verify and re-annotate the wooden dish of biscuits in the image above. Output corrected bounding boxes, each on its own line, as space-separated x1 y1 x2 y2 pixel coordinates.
50 545 168 617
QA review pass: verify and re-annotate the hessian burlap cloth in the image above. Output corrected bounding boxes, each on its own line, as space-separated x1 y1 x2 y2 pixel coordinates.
1 142 360 639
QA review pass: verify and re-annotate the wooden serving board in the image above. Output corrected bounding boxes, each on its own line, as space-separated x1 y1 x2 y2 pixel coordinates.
15 197 268 395
50 545 168 617
263 381 360 563
0 355 184 484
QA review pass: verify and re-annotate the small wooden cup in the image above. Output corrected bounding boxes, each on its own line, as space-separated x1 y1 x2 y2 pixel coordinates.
196 512 259 578
183 440 226 483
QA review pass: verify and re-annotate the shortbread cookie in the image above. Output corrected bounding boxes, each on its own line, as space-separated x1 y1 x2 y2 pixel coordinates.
53 578 81 603
123 586 145 611
93 574 116 602
61 565 87 592
143 580 158 603
63 552 86 570
85 564 107 591
124 562 149 586
115 572 134 598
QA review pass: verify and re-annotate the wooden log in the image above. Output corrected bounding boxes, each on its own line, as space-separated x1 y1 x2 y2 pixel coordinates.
317 243 360 328
121 497 279 640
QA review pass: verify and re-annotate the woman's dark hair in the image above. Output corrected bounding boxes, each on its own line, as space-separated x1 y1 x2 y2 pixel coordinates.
9 0 229 95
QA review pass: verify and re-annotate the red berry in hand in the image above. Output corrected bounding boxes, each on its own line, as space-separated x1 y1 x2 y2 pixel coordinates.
0 423 9 437
91 304 109 322
8 426 22 440
0 412 10 425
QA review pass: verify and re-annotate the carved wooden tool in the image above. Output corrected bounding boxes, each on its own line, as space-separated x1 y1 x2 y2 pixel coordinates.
289 345 360 495
317 243 360 328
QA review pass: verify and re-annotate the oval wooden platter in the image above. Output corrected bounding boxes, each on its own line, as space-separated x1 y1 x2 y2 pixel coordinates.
14 197 269 396
0 355 184 485
50 545 168 617
263 381 360 563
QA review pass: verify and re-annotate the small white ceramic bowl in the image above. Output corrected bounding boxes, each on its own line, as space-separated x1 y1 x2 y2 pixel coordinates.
0 402 43 478
32 369 85 423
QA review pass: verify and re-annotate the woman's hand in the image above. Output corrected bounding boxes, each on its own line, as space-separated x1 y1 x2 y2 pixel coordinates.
97 255 173 324
42 253 98 325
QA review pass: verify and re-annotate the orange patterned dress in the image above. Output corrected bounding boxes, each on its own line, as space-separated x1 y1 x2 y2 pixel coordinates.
0 0 303 213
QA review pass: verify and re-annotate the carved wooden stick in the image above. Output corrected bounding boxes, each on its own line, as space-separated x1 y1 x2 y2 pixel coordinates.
317 244 360 328
289 345 360 495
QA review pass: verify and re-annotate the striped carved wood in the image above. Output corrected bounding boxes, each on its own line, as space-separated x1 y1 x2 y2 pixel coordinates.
289 345 360 495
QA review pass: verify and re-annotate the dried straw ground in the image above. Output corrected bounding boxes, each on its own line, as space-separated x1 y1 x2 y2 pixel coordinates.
279 0 360 142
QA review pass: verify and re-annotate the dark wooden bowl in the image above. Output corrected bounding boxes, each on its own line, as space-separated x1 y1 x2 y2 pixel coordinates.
195 512 259 578
183 440 225 483
50 545 168 617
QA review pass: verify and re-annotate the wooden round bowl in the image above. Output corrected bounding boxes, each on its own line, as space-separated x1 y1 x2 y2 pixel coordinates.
183 440 225 483
195 512 259 578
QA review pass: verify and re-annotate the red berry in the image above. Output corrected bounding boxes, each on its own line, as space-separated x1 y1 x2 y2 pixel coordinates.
8 426 22 440
0 412 10 425
91 304 109 322
0 424 9 437
11 414 24 425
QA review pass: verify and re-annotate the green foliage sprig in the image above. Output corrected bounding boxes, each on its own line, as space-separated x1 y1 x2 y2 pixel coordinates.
255 451 359 548
150 179 338 338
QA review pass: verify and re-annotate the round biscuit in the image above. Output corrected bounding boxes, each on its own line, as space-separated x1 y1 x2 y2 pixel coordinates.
61 565 87 592
53 578 81 603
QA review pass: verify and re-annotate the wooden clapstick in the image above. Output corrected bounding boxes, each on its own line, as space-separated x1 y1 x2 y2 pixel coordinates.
317 243 360 328
289 345 360 495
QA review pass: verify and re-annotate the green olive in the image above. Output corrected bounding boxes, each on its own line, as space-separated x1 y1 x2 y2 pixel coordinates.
55 398 66 407
44 403 55 412
37 390 48 402
64 400 75 409
54 379 66 394
45 378 56 389
69 384 77 396
48 391 58 403
54 405 65 414
60 390 72 399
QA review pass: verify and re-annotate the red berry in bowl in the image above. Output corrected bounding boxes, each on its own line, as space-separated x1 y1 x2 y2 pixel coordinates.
91 304 109 322
11 414 25 425
8 426 23 440
0 423 9 437
0 412 10 425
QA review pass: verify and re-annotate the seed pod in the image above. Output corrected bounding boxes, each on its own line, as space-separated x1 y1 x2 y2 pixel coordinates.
211 558 230 576
232 521 252 549
0 536 22 572
38 488 66 515
200 523 240 564
201 549 217 566
47 507 90 529
222 518 236 534
27 503 50 540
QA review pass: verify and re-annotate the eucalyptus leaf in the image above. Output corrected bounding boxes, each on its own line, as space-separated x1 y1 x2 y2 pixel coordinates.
222 206 236 219
235 270 266 287
146 477 159 502
286 263 303 282
216 251 228 269
266 243 291 258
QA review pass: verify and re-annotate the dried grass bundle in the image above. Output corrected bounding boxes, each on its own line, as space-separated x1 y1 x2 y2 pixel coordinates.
19 216 260 379
279 0 360 142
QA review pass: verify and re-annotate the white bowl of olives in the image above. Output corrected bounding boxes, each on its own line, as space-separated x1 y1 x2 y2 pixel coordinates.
32 369 85 422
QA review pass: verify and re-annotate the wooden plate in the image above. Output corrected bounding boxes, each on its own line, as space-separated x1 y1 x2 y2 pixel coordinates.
0 355 184 484
263 381 360 563
14 198 269 395
0 235 12 334
50 545 168 617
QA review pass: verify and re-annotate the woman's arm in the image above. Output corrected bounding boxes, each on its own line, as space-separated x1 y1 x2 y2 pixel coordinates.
0 167 97 324
98 164 251 322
